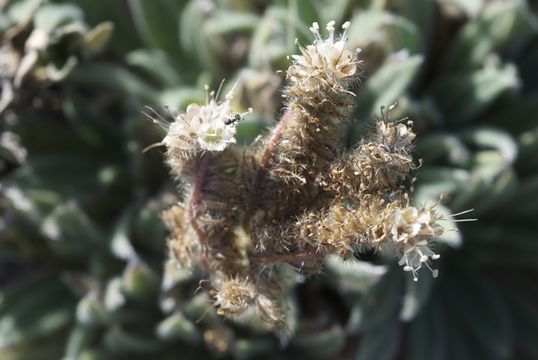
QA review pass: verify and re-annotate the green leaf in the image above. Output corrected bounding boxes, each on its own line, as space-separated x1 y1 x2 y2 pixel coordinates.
289 0 318 26
104 277 127 312
348 10 420 54
156 312 201 343
518 125 538 173
180 0 221 75
127 0 184 62
248 6 308 69
64 326 99 359
33 4 84 32
9 154 127 220
46 56 79 82
110 207 138 261
75 292 109 327
487 175 538 217
84 21 114 56
72 0 143 55
461 127 518 164
103 326 162 354
205 10 259 34
438 0 484 18
415 167 471 202
290 325 346 359
351 53 423 142
356 52 423 116
42 201 103 259
400 270 435 321
121 261 160 302
67 64 160 104
232 337 276 360
0 274 75 348
131 200 167 255
441 1 538 73
501 276 538 359
464 223 538 268
324 255 387 293
126 49 182 87
406 298 448 360
158 87 204 109
464 168 518 217
487 93 538 135
431 63 520 125
314 0 352 26
5 0 42 26
443 263 513 357
393 0 434 38
360 268 403 331
356 320 401 360
416 134 471 166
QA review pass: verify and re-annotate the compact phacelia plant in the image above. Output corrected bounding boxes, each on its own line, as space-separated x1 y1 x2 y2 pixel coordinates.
147 21 458 332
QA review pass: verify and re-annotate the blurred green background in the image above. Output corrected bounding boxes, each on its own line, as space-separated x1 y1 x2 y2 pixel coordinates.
1 0 538 359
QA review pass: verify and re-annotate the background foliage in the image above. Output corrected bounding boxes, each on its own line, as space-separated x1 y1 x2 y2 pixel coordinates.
1 0 538 359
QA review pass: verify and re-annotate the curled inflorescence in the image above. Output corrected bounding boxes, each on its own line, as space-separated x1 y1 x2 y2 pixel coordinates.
150 21 452 332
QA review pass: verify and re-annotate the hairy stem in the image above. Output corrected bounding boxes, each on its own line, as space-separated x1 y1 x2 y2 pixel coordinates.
249 250 318 264
243 111 292 228
188 152 211 269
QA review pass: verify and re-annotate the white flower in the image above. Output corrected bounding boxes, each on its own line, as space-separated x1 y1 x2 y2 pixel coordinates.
398 240 440 282
289 21 358 91
391 206 443 281
380 204 444 281
388 206 444 243
159 85 252 152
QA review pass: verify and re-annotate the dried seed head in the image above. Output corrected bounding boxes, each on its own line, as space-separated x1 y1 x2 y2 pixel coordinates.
213 277 257 317
255 294 286 330
162 205 198 269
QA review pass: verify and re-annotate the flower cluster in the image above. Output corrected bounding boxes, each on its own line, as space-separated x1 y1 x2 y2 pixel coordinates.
149 86 252 154
289 21 358 91
384 204 444 281
154 21 454 331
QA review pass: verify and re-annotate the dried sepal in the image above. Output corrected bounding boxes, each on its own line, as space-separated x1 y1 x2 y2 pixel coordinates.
212 277 256 317
255 294 286 331
162 205 198 269
323 116 416 199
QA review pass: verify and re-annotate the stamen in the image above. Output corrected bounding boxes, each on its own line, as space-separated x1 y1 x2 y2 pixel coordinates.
452 218 478 222
450 208 475 217
142 142 165 153
326 20 335 43
165 105 186 123
424 261 438 278
341 21 351 41
215 79 226 102
310 22 321 42
142 106 169 129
